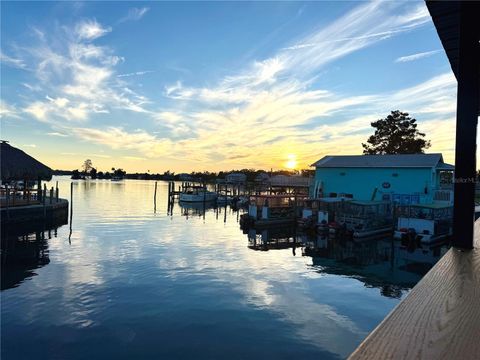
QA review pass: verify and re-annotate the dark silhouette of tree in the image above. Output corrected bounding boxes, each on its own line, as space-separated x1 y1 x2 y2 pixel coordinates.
362 110 431 154
113 168 126 178
83 159 93 174
90 167 97 179
71 170 81 180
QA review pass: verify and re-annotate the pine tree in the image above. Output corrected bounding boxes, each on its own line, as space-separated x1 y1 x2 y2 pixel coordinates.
362 110 431 154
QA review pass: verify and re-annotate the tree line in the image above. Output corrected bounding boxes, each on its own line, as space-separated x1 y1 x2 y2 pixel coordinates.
58 110 436 182
58 162 314 183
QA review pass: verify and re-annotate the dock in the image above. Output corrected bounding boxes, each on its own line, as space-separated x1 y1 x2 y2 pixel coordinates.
349 219 480 359
1 197 68 225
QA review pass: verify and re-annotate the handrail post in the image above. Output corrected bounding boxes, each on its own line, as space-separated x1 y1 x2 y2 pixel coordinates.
452 2 479 249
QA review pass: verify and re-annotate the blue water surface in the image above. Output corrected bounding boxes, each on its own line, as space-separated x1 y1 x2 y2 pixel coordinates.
1 177 449 359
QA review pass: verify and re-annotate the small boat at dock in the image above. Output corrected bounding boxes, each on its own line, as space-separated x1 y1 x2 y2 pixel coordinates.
393 203 452 243
179 185 217 203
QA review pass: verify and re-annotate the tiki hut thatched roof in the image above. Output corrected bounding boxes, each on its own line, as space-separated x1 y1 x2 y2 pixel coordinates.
0 141 53 181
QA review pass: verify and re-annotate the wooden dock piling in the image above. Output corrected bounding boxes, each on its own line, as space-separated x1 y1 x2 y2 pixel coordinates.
154 181 158 212
69 182 73 243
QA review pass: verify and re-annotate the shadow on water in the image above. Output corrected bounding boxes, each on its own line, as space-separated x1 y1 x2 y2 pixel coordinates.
1 219 67 290
245 226 450 299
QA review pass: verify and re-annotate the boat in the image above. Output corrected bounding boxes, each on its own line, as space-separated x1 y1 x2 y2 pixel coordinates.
217 195 233 205
325 200 393 239
298 197 352 231
393 203 452 243
233 196 249 208
179 185 217 203
240 194 306 229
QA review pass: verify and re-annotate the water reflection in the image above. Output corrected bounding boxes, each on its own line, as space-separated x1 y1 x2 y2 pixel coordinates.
178 201 215 218
245 227 449 299
1 178 450 360
247 227 303 253
178 200 239 224
1 220 67 290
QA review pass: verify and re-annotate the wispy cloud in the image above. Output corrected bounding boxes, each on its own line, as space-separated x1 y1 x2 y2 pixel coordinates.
23 144 37 148
146 1 443 168
10 18 149 125
118 7 150 23
8 2 457 170
75 20 111 40
0 100 20 119
47 132 68 137
395 49 442 63
0 50 26 69
123 156 146 161
117 70 154 78
91 153 111 158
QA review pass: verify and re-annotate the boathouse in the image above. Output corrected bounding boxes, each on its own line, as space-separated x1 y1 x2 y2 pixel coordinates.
0 141 68 225
311 154 454 204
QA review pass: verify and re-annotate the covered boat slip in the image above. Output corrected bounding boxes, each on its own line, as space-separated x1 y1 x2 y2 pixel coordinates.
242 194 308 228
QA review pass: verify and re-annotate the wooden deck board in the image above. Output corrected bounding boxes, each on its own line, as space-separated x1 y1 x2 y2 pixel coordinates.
349 222 480 360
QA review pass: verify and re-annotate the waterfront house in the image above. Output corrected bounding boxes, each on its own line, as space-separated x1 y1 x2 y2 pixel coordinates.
311 154 454 205
254 172 270 183
225 172 247 184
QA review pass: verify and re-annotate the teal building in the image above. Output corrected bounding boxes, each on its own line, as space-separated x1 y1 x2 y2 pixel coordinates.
310 154 454 205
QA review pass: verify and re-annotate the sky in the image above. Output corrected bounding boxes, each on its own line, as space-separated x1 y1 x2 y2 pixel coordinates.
0 1 460 173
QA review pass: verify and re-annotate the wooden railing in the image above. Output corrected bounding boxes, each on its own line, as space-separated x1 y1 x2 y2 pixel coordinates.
349 220 480 359
0 185 60 208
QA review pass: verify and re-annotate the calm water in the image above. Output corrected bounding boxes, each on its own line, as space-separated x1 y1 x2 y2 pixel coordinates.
1 177 449 359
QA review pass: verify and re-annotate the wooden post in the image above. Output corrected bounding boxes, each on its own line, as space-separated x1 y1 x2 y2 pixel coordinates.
294 193 298 221
37 178 42 203
69 182 73 244
5 186 9 218
452 2 480 249
224 183 228 223
203 182 206 204
154 181 158 212
50 187 53 204
56 181 59 202
43 185 47 217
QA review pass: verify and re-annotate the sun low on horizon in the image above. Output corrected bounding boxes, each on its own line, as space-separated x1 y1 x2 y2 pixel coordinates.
0 1 464 173
285 154 298 170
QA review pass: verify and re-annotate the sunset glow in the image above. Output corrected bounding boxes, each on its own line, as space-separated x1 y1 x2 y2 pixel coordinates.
0 2 464 172
285 155 297 170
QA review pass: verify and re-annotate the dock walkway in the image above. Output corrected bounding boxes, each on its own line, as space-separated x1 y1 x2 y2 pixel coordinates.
1 198 68 225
